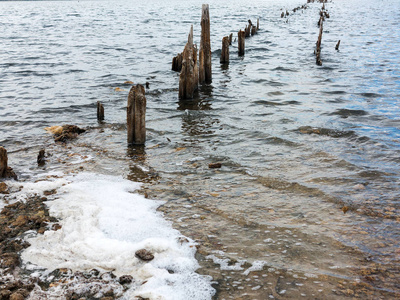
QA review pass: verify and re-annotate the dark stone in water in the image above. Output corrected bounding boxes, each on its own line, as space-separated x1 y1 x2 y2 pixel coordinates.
209 162 222 169
135 249 154 261
37 149 46 166
54 125 86 143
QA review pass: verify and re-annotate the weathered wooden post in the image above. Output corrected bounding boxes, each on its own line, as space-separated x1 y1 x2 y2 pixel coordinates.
316 20 323 65
238 30 245 56
37 149 46 166
172 53 183 72
245 25 251 38
199 4 212 84
97 101 104 121
335 40 341 50
257 18 259 31
179 25 199 99
251 25 256 36
127 84 146 145
0 147 16 179
229 33 233 45
0 147 7 178
220 36 229 64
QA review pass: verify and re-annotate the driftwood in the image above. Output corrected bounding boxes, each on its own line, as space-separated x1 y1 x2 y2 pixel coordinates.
0 147 17 180
220 36 229 64
179 25 199 99
172 53 183 72
127 84 146 145
97 101 104 121
199 4 212 84
238 30 245 56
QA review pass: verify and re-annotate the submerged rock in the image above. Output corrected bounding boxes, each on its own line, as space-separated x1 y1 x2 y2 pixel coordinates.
45 125 86 143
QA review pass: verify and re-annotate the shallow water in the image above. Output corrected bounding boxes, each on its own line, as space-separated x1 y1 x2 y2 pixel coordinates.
1 0 400 298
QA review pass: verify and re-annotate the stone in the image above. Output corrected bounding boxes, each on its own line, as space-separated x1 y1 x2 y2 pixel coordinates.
135 249 154 261
119 275 133 285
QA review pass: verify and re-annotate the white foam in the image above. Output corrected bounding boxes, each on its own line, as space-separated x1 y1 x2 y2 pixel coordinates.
21 173 214 299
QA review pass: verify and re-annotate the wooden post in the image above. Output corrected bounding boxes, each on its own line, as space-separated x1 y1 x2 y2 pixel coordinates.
0 147 16 179
97 101 104 121
199 4 212 84
220 36 229 64
172 53 183 72
238 30 245 56
229 33 233 45
316 20 323 65
251 25 256 36
245 25 250 38
179 25 199 99
257 18 259 31
335 40 341 50
127 84 146 145
37 149 45 166
0 147 7 178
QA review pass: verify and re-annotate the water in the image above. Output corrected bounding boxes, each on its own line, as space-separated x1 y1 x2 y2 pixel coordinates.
1 0 400 298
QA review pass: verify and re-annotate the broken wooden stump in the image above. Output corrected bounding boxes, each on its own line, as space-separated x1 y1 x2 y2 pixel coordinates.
127 84 146 145
37 149 46 166
228 33 233 45
251 25 257 36
220 36 230 64
281 11 285 18
238 30 245 56
245 25 251 38
179 25 199 99
172 53 183 72
0 147 17 180
199 4 212 84
97 101 104 121
335 40 341 50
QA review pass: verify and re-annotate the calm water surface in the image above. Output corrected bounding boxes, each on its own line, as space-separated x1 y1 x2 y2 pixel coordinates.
1 0 400 298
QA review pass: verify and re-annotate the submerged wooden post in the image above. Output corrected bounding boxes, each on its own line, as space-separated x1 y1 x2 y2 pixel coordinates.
245 25 250 38
97 101 104 121
251 25 257 36
238 30 245 56
257 18 259 31
316 20 323 65
335 40 341 50
229 33 233 45
199 4 212 84
179 25 199 99
127 84 146 145
0 147 16 179
220 36 229 64
0 147 7 178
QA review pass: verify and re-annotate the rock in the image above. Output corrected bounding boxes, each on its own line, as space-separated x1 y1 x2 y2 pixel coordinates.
0 253 20 269
10 292 24 300
353 183 366 190
0 290 12 299
135 249 154 261
52 223 62 231
119 275 133 285
0 182 8 193
208 162 222 169
12 215 28 227
46 125 86 143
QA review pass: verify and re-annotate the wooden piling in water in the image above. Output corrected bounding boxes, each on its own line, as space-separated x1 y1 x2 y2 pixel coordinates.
316 18 323 66
0 147 17 179
229 33 233 45
220 36 229 64
238 30 245 56
199 4 212 84
179 25 199 99
251 25 257 36
257 18 259 31
97 101 104 121
335 40 341 50
127 84 146 145
245 25 251 38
